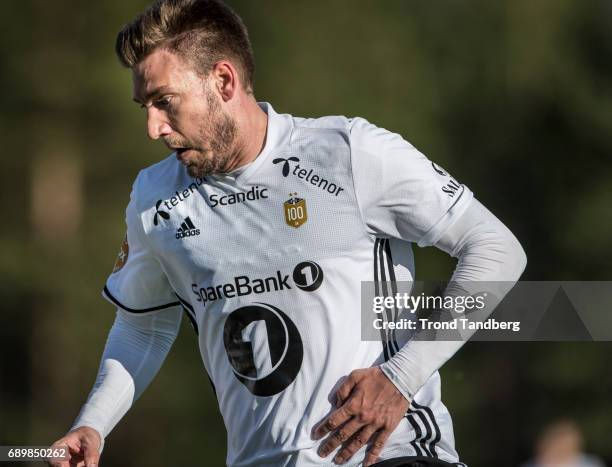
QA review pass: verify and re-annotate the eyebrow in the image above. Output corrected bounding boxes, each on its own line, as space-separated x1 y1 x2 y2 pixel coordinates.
132 85 173 105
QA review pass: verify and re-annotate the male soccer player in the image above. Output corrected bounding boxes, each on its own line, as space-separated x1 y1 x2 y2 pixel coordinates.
49 1 526 466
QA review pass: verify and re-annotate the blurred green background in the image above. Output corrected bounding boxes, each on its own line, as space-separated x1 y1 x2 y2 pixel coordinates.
1 0 611 466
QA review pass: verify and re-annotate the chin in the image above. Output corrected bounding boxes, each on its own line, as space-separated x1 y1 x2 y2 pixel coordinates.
186 165 205 179
183 151 230 178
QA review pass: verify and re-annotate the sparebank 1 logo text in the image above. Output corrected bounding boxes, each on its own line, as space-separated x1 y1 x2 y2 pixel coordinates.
191 261 324 307
272 157 345 197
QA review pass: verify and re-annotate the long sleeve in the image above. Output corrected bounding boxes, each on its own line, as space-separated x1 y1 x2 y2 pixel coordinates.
70 307 182 448
379 198 527 401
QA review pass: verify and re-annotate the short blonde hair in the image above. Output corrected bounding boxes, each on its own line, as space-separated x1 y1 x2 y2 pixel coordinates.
115 0 255 92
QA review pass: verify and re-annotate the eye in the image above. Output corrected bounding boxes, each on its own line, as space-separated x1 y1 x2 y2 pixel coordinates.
154 95 174 109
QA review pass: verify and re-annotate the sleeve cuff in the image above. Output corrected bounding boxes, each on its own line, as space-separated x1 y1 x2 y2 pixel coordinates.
417 187 473 247
379 362 414 403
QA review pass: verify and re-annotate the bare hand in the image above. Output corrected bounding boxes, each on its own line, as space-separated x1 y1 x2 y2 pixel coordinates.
47 426 102 467
312 367 410 466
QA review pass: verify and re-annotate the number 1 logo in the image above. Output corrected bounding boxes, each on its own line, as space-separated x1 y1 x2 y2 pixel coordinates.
223 303 303 397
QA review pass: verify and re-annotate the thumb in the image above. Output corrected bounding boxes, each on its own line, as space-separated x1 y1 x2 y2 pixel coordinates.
75 428 101 467
82 441 100 467
84 451 100 467
83 436 101 467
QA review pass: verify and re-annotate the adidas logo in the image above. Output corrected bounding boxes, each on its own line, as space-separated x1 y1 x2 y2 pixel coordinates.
175 217 201 239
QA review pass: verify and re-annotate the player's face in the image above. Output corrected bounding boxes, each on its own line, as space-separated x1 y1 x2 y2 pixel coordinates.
132 49 238 177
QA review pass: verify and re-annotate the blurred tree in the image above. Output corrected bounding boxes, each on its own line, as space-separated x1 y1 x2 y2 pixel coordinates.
0 1 610 466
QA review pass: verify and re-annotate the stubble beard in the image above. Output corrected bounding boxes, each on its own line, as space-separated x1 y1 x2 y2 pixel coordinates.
185 90 238 179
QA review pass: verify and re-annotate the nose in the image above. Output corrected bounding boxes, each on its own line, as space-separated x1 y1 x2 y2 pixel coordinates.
146 109 173 140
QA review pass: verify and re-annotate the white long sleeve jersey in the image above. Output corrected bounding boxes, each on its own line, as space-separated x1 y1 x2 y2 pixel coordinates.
97 103 512 466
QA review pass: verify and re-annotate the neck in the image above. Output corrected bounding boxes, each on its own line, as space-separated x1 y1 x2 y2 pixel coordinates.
224 96 268 172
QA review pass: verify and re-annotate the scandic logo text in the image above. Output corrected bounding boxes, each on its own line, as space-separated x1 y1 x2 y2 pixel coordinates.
209 186 268 208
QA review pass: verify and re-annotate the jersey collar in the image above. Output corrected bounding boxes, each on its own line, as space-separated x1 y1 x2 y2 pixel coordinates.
210 102 293 184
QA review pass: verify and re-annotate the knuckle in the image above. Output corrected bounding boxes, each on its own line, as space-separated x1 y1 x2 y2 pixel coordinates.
333 430 349 442
349 436 366 449
345 399 361 413
347 393 362 412
373 439 386 450
357 411 374 424
325 419 338 431
383 419 395 430
338 381 350 392
341 445 357 457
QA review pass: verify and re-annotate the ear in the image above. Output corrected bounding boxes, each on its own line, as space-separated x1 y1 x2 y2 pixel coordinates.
211 61 238 102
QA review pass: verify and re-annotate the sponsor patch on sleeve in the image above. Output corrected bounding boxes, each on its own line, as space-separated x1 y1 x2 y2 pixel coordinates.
112 233 129 273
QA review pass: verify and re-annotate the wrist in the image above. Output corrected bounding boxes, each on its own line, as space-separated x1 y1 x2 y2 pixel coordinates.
379 362 413 404
69 424 105 453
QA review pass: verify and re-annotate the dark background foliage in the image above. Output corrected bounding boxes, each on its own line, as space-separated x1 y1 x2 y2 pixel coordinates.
1 1 611 465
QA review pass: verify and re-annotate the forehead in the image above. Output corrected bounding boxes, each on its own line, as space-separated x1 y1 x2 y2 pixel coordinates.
132 49 202 101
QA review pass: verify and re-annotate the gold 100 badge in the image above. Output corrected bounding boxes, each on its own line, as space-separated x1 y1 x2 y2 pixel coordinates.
284 193 308 228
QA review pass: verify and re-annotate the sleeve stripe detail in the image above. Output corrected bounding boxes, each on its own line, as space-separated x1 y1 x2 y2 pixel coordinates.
373 238 390 362
374 237 443 458
412 402 442 457
103 285 181 313
175 293 199 336
374 237 401 358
